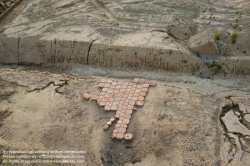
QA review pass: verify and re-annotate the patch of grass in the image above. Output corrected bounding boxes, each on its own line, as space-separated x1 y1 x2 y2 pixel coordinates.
196 53 202 59
183 59 187 64
233 23 238 29
231 32 238 44
164 100 167 107
169 49 173 55
214 30 220 40
158 113 166 121
210 61 222 75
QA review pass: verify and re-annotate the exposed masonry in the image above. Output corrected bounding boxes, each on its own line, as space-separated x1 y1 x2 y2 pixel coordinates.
220 94 250 164
83 78 157 141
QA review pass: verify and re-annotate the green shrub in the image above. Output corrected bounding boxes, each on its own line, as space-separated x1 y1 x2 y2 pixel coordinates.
214 31 220 40
169 49 173 55
233 23 238 29
231 32 238 44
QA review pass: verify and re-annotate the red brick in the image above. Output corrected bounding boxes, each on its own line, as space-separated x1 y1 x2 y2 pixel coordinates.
113 101 119 105
137 85 142 88
107 79 113 83
124 133 133 141
91 95 98 100
122 105 127 109
141 88 148 92
83 93 90 100
115 124 121 128
98 83 105 88
104 106 111 111
107 89 114 94
100 79 106 83
102 88 109 92
113 128 118 133
114 89 119 93
150 80 157 87
111 133 116 139
142 84 150 88
104 93 110 98
145 79 151 85
138 96 144 101
129 101 135 105
107 121 112 126
133 78 139 83
115 114 119 118
126 110 133 115
104 83 111 88
127 105 134 110
123 119 130 124
135 101 144 107
99 102 106 106
120 89 126 93
119 116 125 120
110 117 116 122
118 128 126 133
121 124 128 128
139 78 145 83
111 105 118 111
135 89 141 93
109 85 116 89
125 114 131 119
131 97 138 101
116 85 121 89
103 125 109 130
123 82 129 85
116 133 124 140
133 92 140 97
112 82 118 86
139 92 147 97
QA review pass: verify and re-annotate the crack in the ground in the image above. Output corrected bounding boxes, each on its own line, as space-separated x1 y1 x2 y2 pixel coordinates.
86 39 97 64
220 95 250 164
26 80 68 94
17 36 21 66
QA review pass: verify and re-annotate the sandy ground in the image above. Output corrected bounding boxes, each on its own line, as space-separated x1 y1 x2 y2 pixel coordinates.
0 0 250 165
0 64 250 166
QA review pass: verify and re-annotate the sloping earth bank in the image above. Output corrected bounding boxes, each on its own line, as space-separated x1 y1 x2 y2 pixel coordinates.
0 0 250 76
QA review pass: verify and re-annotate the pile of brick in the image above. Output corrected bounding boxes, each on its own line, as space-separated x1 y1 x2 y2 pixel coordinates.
83 78 156 141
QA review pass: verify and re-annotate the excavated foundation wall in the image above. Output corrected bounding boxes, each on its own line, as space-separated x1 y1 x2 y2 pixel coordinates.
0 33 201 73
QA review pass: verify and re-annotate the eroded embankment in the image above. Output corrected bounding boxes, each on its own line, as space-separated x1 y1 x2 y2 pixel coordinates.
0 33 201 73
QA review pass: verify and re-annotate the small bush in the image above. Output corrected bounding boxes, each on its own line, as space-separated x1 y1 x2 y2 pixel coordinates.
214 31 220 40
231 32 238 44
233 23 238 29
169 49 173 55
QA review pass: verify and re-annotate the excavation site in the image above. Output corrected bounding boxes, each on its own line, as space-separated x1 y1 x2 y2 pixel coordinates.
0 0 250 165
